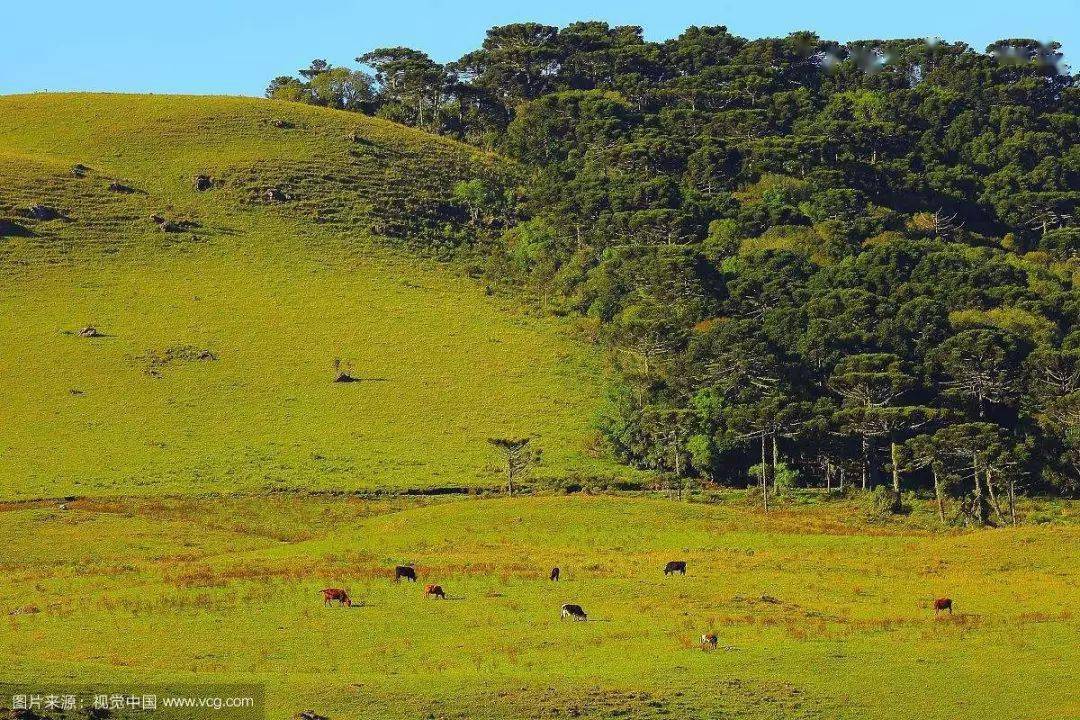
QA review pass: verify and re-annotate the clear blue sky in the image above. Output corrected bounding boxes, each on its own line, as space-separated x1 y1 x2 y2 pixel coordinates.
2 0 1077 96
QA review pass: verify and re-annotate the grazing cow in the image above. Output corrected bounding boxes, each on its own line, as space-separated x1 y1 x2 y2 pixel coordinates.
550 567 560 582
701 632 718 650
394 565 417 582
664 561 687 575
933 598 953 615
424 584 446 599
560 603 587 621
320 588 352 607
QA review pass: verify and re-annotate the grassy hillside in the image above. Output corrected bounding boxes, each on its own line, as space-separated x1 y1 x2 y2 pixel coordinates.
0 93 618 498
2 494 1076 719
0 93 509 260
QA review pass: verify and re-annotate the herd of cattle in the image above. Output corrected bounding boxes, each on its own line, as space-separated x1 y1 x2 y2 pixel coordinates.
320 561 954 648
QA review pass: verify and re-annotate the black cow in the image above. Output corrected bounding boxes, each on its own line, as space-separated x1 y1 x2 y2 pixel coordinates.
560 603 587 621
550 567 560 582
394 565 417 582
664 561 687 575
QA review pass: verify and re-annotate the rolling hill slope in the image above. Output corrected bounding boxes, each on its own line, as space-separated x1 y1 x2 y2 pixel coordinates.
0 93 510 262
0 93 620 499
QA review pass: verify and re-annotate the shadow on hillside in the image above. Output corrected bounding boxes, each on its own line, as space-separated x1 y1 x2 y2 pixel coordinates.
107 180 145 194
333 374 390 383
0 219 35 237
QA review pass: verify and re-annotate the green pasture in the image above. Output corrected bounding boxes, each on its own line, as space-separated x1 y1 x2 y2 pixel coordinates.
1 495 1076 719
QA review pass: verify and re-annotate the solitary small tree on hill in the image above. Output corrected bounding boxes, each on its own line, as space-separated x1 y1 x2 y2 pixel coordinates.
487 437 539 496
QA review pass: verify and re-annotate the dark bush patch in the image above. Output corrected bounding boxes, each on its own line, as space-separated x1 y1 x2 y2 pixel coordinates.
263 187 292 203
22 204 59 221
150 215 200 233
107 181 137 193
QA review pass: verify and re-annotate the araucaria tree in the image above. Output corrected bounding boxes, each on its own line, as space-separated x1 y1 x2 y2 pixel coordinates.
487 438 539 496
828 354 939 505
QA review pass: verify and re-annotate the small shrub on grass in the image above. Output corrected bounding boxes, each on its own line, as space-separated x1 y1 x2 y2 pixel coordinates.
861 486 914 519
747 461 799 495
773 462 799 493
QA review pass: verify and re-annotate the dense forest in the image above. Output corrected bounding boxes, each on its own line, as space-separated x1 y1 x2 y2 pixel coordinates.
267 24 1079 518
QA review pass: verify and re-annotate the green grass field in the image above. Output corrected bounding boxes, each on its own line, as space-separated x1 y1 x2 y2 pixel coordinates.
0 94 1076 720
2 495 1077 719
0 244 617 498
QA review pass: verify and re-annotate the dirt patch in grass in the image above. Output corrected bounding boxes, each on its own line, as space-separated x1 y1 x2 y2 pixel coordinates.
128 344 217 377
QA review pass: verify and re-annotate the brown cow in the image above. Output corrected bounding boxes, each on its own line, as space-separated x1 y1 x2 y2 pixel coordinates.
320 588 352 607
933 598 953 615
701 632 718 650
424 584 446 599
